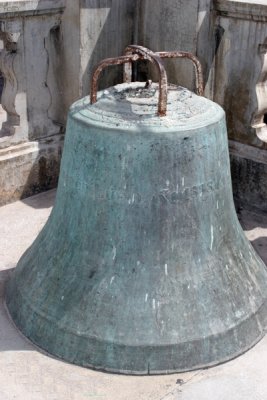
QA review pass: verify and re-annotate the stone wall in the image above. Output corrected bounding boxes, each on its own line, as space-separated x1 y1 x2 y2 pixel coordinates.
0 0 136 205
137 0 267 212
0 0 65 206
61 0 136 108
211 0 267 211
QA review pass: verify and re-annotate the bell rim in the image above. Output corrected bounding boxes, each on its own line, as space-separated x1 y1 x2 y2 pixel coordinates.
5 278 267 375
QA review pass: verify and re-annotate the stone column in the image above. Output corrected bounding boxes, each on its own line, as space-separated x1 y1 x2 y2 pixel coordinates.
137 0 213 90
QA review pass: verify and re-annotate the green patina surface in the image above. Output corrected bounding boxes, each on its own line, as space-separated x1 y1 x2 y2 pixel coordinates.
6 83 267 374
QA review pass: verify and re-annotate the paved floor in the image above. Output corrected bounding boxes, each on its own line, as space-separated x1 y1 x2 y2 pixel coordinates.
1 190 267 399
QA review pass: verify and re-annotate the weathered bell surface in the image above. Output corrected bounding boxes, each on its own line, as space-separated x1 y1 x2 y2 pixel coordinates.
6 75 267 374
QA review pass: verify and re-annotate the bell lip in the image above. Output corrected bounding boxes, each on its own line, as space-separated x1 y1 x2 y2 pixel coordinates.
5 278 267 375
68 84 225 134
47 333 266 376
6 280 267 347
4 294 267 376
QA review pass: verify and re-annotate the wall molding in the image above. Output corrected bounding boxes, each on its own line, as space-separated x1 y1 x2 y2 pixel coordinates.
0 0 65 17
214 0 267 21
229 139 267 165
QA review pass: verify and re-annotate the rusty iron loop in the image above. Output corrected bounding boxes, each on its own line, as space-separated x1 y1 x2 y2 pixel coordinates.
90 46 204 117
156 51 204 96
90 54 140 105
123 48 204 97
123 45 168 116
91 46 168 117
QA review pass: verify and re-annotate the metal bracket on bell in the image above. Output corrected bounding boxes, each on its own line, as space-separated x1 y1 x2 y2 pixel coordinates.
90 48 168 116
90 45 204 117
123 45 204 96
122 45 168 116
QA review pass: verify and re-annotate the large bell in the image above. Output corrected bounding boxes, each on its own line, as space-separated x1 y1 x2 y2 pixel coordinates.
6 46 267 374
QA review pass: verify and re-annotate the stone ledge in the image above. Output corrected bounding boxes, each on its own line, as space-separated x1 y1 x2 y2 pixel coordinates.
229 140 267 166
229 141 267 213
230 143 267 213
0 135 64 206
0 141 39 160
214 0 267 21
0 0 65 17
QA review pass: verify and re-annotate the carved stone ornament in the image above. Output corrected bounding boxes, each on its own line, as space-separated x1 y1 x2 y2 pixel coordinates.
0 19 21 137
252 42 267 142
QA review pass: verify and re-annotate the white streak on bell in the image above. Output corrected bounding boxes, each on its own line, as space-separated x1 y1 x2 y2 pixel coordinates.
216 201 219 209
210 225 214 250
165 264 168 276
132 194 135 203
110 276 115 285
112 246 116 260
145 293 148 302
182 177 185 186
153 299 156 309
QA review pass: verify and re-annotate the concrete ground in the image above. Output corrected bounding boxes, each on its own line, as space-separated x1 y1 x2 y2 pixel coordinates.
1 189 267 399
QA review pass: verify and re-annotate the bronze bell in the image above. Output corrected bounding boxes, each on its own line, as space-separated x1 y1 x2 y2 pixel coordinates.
6 46 267 374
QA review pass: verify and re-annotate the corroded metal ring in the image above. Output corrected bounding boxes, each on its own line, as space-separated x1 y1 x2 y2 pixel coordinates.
90 45 204 117
156 51 204 96
90 46 168 116
123 45 168 116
